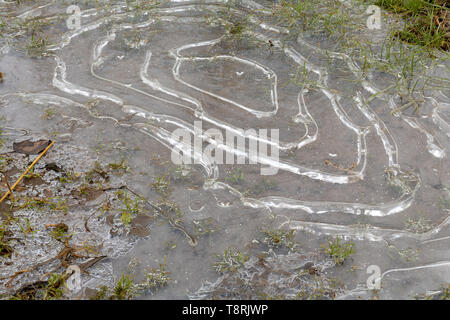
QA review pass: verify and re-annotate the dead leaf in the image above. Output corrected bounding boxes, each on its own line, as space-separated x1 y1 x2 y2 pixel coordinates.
45 162 62 172
13 139 52 155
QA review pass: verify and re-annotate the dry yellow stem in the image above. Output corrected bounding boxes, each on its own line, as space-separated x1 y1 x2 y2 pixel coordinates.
0 141 55 204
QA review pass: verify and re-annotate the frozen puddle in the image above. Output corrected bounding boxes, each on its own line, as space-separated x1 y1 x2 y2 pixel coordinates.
0 0 449 299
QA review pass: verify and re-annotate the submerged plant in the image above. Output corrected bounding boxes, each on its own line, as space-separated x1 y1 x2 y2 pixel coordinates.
263 228 297 251
225 168 244 185
440 284 450 300
108 157 128 175
90 259 171 300
404 217 433 234
42 273 66 300
45 223 69 242
115 190 142 226
213 248 249 273
322 237 355 265
26 33 50 57
41 107 57 120
151 173 171 196
111 273 136 300
137 257 171 293
0 222 13 258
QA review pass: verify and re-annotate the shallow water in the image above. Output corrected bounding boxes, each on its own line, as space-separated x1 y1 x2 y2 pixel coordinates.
0 0 449 299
